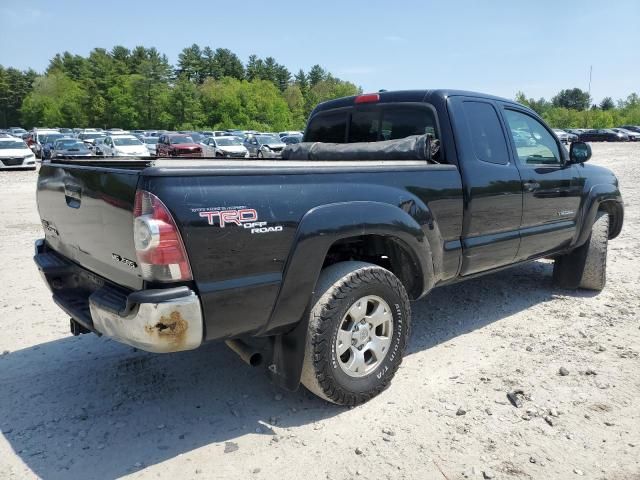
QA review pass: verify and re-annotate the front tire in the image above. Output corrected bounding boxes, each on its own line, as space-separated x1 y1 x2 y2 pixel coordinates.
553 212 609 291
301 262 411 405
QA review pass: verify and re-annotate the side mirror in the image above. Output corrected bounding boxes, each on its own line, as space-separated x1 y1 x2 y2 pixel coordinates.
569 141 591 164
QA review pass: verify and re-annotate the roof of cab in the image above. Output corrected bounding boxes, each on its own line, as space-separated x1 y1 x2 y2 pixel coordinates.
310 89 524 115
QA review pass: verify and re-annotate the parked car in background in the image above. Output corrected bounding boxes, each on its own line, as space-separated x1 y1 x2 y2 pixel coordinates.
282 135 302 145
156 134 203 157
552 129 578 144
93 137 107 156
101 135 150 157
0 137 37 170
40 133 69 159
185 132 204 143
579 129 629 142
142 136 159 156
58 128 73 135
77 132 106 149
30 129 60 158
201 136 250 158
619 125 640 133
244 133 286 158
510 129 537 147
612 128 640 141
51 139 93 158
227 129 247 138
564 128 587 137
278 131 303 139
201 130 229 137
8 127 27 138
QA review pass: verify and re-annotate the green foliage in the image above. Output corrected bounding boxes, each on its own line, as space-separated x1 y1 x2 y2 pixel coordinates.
551 88 591 110
199 77 291 131
2 44 360 130
517 90 640 129
0 66 38 128
13 43 638 133
599 97 614 111
21 72 88 127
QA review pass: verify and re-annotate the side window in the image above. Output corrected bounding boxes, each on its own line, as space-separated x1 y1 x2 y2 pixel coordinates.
461 101 509 165
305 111 348 143
503 109 561 166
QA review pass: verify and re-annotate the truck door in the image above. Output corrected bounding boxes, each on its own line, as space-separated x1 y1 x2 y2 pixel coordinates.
448 97 523 275
499 106 582 260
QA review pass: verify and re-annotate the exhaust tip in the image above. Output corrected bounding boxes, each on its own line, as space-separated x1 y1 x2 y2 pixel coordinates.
249 352 263 367
226 339 264 367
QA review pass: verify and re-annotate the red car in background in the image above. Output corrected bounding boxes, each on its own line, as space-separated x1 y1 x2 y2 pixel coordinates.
156 134 203 157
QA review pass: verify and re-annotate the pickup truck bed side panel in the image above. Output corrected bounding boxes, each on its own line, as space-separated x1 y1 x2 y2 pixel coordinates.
142 166 463 341
262 200 435 336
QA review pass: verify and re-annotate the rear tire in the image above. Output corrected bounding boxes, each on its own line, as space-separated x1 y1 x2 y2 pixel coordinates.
301 262 411 405
553 212 609 291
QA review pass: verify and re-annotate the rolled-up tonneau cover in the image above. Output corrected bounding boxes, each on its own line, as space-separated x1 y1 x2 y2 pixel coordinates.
282 134 431 161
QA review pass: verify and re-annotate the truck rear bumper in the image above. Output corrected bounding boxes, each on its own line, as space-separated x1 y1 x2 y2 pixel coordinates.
34 239 203 353
89 291 203 353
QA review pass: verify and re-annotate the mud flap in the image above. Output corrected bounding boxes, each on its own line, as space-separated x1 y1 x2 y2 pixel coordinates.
267 313 310 391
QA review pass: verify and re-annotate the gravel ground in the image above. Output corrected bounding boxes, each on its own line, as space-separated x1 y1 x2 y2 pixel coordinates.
0 143 639 480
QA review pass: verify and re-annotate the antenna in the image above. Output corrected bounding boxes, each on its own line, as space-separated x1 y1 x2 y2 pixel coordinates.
588 65 593 103
585 65 593 128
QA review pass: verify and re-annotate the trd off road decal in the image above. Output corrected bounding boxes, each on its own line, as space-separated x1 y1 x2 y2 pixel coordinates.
192 206 283 234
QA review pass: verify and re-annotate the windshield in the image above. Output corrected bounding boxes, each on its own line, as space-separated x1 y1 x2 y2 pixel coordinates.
144 137 159 144
41 134 65 143
59 142 89 151
79 133 105 140
0 140 26 149
54 139 79 148
113 137 143 146
257 135 281 144
170 136 194 144
216 137 242 146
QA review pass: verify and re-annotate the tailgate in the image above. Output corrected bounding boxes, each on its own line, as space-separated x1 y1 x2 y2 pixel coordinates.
37 160 147 290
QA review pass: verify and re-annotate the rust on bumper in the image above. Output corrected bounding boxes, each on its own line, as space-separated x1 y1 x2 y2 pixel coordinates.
90 292 203 353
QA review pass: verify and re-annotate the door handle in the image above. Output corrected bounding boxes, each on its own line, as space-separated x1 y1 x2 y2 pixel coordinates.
523 181 540 192
64 184 82 208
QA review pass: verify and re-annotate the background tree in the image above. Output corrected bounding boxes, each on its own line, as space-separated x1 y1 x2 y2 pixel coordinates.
552 88 591 110
213 48 245 80
599 97 615 111
177 44 203 83
16 43 639 132
168 75 204 129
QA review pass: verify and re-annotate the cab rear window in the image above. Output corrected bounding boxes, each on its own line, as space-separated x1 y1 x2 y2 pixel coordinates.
305 105 438 144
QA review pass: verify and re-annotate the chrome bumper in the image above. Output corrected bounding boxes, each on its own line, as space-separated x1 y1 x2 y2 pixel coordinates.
90 291 203 353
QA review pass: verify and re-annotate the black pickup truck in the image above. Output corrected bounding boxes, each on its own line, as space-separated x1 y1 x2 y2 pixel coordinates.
34 90 623 405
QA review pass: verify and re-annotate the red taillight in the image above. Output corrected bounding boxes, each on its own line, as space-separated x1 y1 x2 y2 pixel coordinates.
354 93 380 104
133 190 192 282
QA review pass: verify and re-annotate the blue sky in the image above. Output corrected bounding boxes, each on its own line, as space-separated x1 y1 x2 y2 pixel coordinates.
1 0 638 103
